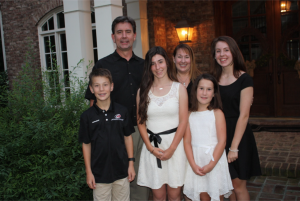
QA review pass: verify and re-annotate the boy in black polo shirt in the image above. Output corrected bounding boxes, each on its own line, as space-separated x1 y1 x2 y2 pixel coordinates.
79 68 135 201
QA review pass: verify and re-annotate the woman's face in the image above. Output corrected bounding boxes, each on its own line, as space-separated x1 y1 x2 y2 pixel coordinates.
173 48 191 74
215 41 233 68
151 54 168 79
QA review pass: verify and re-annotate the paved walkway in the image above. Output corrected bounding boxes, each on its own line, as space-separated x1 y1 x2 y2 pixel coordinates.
247 176 300 201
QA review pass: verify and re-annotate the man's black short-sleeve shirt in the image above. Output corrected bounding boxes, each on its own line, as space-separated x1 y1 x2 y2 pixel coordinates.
85 51 144 126
78 102 135 183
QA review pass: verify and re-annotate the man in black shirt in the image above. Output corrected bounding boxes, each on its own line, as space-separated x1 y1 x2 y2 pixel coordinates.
85 16 149 200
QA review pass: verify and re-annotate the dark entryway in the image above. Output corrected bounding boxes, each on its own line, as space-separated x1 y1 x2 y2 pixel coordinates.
214 0 300 117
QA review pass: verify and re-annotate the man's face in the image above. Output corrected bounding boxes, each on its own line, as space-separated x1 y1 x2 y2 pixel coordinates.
111 22 136 52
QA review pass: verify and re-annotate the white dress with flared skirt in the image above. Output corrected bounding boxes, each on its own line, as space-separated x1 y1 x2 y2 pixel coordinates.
137 82 187 189
184 110 233 201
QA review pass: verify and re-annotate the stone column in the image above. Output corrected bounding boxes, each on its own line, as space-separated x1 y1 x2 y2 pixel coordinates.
94 0 123 59
125 0 149 59
63 0 94 78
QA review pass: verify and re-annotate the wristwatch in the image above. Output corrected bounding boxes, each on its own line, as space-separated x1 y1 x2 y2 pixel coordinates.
128 158 135 162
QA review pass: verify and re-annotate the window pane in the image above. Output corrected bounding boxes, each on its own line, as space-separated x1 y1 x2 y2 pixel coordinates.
238 35 250 42
250 1 266 15
51 54 57 69
50 35 56 53
233 18 248 35
60 34 67 51
65 88 70 99
62 52 68 69
232 1 248 17
45 54 51 70
44 36 50 53
92 29 97 48
42 22 48 31
63 70 70 87
281 12 298 33
290 31 299 39
239 44 250 61
251 43 262 60
94 49 98 63
57 12 65 28
286 39 299 60
250 35 260 42
251 16 267 34
48 17 54 30
91 12 95 23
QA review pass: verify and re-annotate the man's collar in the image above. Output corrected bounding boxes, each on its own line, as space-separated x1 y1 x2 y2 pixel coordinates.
93 101 114 114
112 50 139 62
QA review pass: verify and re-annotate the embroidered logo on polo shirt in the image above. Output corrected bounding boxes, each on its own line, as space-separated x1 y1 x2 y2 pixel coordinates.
92 119 100 123
111 114 124 121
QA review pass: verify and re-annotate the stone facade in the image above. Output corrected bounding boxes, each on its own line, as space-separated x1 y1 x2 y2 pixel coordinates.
1 0 63 86
147 0 216 72
1 0 129 85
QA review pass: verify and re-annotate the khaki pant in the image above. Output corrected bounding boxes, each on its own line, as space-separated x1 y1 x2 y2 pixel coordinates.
93 178 130 201
130 126 150 201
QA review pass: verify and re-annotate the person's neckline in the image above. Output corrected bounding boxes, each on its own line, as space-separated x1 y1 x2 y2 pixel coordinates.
219 73 246 87
150 82 175 97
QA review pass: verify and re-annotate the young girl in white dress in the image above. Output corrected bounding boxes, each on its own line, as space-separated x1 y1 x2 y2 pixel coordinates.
136 46 188 201
183 73 233 201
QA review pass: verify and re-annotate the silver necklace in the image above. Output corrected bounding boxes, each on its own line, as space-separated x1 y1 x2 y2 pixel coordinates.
178 75 189 87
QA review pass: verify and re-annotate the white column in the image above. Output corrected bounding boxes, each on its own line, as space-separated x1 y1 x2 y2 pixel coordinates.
126 0 149 59
94 0 123 59
63 0 93 79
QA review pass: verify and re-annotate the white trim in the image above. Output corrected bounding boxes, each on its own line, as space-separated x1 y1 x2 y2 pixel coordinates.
0 11 7 71
93 4 123 9
63 10 91 14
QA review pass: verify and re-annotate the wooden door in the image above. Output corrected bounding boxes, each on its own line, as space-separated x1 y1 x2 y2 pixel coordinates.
214 0 300 117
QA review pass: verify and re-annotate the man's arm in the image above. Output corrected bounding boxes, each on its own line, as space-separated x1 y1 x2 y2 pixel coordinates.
82 143 96 189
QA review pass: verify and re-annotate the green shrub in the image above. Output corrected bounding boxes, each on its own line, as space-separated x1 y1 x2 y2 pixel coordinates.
0 70 8 107
0 54 92 199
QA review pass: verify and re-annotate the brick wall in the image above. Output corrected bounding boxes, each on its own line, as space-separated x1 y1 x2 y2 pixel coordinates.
1 0 63 86
147 0 216 72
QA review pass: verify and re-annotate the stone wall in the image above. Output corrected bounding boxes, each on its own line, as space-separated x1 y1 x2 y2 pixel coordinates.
1 0 63 86
147 0 216 72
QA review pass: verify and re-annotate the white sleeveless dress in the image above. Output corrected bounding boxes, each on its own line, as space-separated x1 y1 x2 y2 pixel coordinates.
184 110 233 201
137 82 187 189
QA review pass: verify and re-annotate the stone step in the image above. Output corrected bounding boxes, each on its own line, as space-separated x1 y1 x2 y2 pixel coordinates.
250 117 300 132
254 131 300 178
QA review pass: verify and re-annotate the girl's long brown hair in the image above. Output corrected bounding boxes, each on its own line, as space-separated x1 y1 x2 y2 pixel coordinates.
210 36 246 82
138 46 177 124
172 43 201 83
190 73 223 112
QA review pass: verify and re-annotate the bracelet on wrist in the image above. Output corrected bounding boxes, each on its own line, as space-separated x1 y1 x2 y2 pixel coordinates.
150 147 154 153
229 148 239 152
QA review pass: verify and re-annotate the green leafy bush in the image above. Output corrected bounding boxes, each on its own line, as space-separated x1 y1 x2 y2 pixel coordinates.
0 54 92 199
0 70 8 107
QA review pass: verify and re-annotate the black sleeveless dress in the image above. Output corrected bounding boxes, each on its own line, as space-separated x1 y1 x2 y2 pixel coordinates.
219 73 261 180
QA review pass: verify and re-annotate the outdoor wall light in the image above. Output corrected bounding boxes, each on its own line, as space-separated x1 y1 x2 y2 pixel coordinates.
280 1 291 12
175 19 193 43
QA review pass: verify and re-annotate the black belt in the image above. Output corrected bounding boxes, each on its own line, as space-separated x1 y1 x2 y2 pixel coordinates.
147 127 177 169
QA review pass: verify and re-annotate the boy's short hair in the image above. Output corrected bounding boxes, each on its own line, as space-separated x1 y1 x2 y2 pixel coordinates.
89 68 113 86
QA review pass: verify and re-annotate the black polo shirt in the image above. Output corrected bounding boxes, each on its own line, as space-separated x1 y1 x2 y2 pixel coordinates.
78 101 135 183
85 51 144 126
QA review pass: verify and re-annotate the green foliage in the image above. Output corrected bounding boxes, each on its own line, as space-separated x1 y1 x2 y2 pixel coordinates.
0 53 92 199
255 53 273 68
0 70 8 107
278 53 297 69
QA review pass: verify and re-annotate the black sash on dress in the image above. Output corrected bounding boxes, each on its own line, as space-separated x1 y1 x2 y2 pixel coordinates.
147 127 178 169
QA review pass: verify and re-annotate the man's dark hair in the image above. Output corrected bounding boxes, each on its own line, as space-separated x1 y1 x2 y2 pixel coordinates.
89 68 113 86
111 16 136 34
